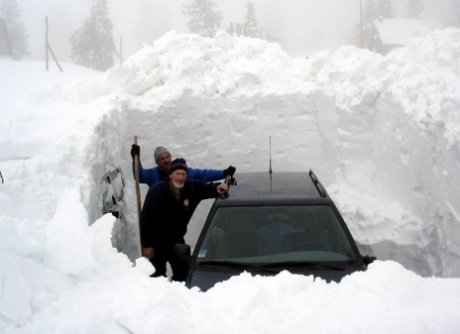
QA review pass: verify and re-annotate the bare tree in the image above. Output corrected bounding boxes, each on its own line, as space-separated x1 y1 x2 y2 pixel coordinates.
0 0 28 59
70 0 116 71
182 0 222 37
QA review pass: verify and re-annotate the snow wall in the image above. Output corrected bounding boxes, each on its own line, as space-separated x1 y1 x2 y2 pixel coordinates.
87 30 460 277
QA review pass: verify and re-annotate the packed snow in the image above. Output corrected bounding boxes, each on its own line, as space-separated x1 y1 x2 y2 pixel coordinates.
1 29 460 333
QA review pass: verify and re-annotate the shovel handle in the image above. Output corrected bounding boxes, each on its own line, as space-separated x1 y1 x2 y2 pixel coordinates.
133 136 142 223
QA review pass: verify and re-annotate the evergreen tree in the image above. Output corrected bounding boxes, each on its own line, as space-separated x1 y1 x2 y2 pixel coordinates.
450 0 460 27
407 0 424 19
0 0 29 59
363 0 395 24
70 0 116 71
182 0 222 37
243 1 259 37
354 0 377 47
375 0 395 19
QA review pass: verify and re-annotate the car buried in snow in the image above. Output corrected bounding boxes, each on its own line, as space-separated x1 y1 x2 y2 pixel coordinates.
175 170 376 292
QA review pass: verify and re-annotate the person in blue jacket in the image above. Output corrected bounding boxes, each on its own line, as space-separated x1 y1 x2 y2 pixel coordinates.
131 144 235 187
141 158 229 281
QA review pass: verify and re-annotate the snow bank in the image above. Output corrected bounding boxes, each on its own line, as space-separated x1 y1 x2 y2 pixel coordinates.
97 30 460 276
2 28 460 333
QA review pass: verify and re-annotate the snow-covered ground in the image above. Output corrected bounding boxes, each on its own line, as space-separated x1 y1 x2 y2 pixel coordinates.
1 28 460 333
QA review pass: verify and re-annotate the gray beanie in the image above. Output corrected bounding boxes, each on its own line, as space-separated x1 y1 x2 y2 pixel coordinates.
154 146 170 162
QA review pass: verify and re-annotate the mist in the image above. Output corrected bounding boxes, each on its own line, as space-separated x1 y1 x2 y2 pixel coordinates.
16 0 456 65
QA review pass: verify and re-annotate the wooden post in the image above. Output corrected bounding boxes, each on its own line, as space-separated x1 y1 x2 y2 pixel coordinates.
45 17 49 71
45 17 63 72
360 0 363 48
48 44 63 72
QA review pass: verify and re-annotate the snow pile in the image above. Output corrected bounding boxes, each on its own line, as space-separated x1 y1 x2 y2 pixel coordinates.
1 29 460 333
98 29 460 276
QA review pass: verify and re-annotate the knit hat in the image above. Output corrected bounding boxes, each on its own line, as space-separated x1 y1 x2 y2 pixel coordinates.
169 158 188 174
154 146 170 162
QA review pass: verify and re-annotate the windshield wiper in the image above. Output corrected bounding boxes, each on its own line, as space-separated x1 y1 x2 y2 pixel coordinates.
197 260 279 273
260 261 346 271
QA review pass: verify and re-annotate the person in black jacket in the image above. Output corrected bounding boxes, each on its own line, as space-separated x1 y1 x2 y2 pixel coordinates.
140 158 229 281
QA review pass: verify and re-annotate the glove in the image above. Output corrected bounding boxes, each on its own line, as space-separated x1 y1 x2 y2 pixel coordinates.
131 144 140 160
223 166 236 177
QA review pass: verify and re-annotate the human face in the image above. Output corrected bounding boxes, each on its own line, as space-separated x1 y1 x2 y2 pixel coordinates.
169 169 187 188
156 152 172 171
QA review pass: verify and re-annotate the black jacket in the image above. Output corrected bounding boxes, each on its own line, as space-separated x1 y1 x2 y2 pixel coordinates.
140 179 220 249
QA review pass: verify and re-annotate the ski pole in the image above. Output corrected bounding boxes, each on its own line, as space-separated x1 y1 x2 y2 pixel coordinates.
0 169 3 183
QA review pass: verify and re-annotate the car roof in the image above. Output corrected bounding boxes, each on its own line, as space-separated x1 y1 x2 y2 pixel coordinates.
217 170 333 206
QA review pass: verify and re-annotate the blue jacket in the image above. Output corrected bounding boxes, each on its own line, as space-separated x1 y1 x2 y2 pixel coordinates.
140 179 220 249
134 161 225 188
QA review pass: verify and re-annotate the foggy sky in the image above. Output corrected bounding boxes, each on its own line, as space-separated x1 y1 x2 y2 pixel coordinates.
15 0 456 64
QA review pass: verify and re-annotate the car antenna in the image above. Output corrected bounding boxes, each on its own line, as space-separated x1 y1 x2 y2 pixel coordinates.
269 136 273 191
269 136 272 175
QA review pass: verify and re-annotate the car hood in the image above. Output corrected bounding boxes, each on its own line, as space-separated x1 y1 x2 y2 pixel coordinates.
186 265 365 292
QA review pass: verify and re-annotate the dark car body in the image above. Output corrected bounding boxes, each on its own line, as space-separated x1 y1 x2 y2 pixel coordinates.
179 170 374 291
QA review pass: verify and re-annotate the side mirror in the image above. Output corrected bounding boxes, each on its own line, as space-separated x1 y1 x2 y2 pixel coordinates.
362 255 377 266
173 243 191 262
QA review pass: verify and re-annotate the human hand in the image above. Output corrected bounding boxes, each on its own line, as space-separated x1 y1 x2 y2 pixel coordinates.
223 165 236 177
142 247 154 259
131 144 140 160
216 183 229 194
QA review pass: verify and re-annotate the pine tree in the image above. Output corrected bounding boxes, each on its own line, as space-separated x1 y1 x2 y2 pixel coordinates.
375 0 395 19
0 0 29 59
363 0 395 24
407 0 424 19
182 0 222 37
354 0 377 47
243 1 259 37
70 0 116 71
450 0 460 27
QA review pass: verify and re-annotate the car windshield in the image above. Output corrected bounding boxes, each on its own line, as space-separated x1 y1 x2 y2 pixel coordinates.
196 205 359 264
